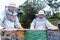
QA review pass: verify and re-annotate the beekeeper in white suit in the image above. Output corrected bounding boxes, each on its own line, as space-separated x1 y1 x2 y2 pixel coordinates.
0 3 23 30
0 3 24 40
30 10 58 30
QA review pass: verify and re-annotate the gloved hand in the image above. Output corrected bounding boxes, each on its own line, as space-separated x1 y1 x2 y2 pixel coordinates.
53 26 58 30
30 26 34 30
0 26 4 34
0 26 4 31
18 25 23 29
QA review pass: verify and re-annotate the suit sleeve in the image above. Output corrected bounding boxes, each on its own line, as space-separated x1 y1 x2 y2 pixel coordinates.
30 19 36 29
0 11 5 29
14 16 23 29
46 20 58 29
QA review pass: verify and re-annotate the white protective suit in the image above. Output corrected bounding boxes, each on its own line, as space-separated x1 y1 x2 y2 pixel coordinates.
0 8 22 29
0 8 23 40
30 17 56 30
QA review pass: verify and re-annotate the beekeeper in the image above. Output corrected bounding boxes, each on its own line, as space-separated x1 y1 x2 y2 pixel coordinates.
0 3 23 29
30 10 58 30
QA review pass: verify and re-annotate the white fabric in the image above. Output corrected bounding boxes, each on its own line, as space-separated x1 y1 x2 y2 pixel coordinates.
30 17 54 30
6 2 16 7
0 34 2 40
38 10 44 14
0 10 5 23
0 26 4 30
3 20 16 29
35 10 45 15
5 8 17 16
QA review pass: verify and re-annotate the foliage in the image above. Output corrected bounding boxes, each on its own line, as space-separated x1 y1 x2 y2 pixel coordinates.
18 0 60 28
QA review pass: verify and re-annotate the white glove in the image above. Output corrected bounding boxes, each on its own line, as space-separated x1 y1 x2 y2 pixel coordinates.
0 26 4 31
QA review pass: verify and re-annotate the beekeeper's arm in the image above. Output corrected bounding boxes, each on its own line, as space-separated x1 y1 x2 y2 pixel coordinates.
30 19 36 29
0 11 5 30
0 22 4 30
15 17 23 29
46 20 58 30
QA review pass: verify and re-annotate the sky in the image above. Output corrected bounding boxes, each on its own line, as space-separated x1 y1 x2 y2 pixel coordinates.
0 0 26 13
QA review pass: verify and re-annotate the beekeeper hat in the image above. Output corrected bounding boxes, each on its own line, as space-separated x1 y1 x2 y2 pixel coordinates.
35 10 45 16
6 2 16 7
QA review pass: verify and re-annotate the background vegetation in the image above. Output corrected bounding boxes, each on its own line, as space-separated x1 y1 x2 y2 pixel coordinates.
18 0 60 29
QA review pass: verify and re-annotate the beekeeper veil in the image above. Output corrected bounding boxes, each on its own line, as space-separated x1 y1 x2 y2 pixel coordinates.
5 3 17 22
